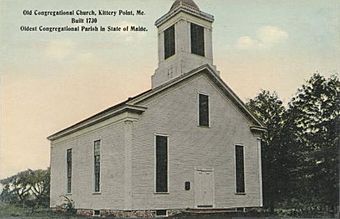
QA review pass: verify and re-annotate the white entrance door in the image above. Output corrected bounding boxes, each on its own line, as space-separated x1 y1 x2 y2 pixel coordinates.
194 169 214 208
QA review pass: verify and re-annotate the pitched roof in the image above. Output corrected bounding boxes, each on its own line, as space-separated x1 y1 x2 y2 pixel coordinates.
155 0 214 27
48 64 265 141
170 0 200 12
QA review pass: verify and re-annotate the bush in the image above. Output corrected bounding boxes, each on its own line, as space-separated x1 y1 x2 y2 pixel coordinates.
57 195 77 215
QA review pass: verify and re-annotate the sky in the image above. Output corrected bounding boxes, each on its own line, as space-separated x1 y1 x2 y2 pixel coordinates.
0 0 339 180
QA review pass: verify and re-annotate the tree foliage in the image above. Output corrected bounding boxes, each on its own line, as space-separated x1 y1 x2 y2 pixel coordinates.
247 91 289 212
286 73 339 211
247 73 339 215
0 168 50 208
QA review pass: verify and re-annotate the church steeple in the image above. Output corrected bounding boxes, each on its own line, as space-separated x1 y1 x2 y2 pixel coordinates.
151 0 217 88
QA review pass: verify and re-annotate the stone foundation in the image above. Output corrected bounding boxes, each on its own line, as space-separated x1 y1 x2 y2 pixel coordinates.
53 207 261 218
77 209 94 217
101 210 155 218
167 209 183 217
75 209 183 218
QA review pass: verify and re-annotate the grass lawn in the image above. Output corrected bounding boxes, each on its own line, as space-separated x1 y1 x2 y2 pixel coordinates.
0 202 85 219
0 203 337 219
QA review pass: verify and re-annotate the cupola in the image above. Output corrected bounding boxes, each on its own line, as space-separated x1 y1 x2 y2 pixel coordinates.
151 0 218 88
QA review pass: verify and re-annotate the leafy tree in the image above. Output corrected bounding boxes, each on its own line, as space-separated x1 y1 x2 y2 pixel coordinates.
0 168 50 208
0 183 17 203
247 73 339 216
27 168 50 207
0 170 32 205
247 90 289 212
285 73 339 212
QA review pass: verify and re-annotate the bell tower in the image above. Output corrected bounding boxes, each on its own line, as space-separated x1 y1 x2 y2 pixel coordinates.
152 0 218 88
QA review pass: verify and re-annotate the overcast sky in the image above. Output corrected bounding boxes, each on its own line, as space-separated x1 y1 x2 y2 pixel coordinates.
0 0 339 179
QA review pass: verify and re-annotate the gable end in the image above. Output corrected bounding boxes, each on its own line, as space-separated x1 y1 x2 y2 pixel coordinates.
128 64 265 130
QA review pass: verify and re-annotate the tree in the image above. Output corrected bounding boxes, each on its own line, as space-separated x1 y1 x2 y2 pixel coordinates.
285 73 339 212
0 168 50 208
247 73 339 216
0 170 32 205
27 168 50 207
247 90 289 212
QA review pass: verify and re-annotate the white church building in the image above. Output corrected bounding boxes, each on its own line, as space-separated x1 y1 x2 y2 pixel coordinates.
48 0 266 217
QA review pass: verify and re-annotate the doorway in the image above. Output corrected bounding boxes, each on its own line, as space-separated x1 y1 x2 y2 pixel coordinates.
194 169 214 208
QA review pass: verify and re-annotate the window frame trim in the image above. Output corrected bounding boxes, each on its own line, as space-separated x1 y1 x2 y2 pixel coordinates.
154 133 170 194
234 144 246 195
93 139 102 194
197 92 210 128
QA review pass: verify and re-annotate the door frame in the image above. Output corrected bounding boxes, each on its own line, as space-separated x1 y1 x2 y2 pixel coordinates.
194 167 215 208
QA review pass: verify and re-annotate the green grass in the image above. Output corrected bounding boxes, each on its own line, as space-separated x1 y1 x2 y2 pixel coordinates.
0 202 87 219
0 202 27 217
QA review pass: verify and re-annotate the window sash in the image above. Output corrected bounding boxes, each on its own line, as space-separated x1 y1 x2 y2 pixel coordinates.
164 25 175 59
235 145 245 193
94 140 101 192
191 23 205 56
155 135 168 193
66 149 72 193
199 94 209 126
67 179 71 194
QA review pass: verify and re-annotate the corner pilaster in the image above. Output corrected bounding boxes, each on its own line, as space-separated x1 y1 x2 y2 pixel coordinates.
124 119 134 210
